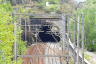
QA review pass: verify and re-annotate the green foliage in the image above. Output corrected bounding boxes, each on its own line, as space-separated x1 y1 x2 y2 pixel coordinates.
37 4 45 10
70 59 73 64
35 0 46 6
84 54 90 62
0 2 14 63
73 0 96 51
35 0 59 5
49 0 59 4
35 0 60 14
87 43 96 52
61 3 72 13
17 6 23 13
17 39 27 55
0 2 27 64
69 18 75 43
44 9 51 14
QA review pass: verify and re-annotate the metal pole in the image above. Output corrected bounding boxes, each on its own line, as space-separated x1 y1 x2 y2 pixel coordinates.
77 16 80 64
61 14 64 53
74 13 76 64
82 13 84 64
38 57 39 64
11 12 14 23
52 58 53 64
61 37 63 54
62 13 66 59
19 15 22 55
19 15 21 40
67 14 70 64
29 19 31 42
64 13 66 60
14 23 17 61
25 16 27 41
11 12 13 22
36 27 37 43
28 18 30 42
64 14 66 52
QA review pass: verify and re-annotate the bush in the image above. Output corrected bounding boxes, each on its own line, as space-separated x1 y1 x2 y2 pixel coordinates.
38 5 44 10
45 10 51 14
17 6 23 13
87 43 95 52
0 2 27 64
55 10 62 14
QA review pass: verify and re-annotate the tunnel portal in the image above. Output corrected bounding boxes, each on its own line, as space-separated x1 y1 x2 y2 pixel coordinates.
39 26 60 42
21 18 61 44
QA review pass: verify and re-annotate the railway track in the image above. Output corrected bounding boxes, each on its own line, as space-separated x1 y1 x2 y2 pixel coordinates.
45 43 62 64
22 41 63 64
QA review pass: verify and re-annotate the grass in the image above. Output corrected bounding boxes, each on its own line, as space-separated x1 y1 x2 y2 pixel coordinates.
69 53 91 64
12 1 61 14
59 41 61 47
69 59 73 64
84 54 90 61
79 50 95 64
93 52 96 54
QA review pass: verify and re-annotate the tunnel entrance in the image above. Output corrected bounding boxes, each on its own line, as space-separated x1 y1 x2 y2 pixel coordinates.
20 18 61 44
39 26 60 42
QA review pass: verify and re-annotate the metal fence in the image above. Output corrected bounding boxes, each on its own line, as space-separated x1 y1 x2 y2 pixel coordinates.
13 13 90 64
13 13 70 64
69 40 91 64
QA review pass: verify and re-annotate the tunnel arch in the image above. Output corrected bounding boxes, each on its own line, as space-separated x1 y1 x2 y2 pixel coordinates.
38 25 60 42
21 18 61 44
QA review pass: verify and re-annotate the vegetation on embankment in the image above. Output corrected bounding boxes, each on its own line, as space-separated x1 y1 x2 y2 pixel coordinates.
0 0 77 63
0 1 27 64
1 0 96 64
74 0 96 52
12 0 77 14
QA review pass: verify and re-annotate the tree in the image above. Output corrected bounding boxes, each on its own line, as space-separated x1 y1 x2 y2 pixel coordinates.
74 0 96 51
0 2 14 63
0 2 26 64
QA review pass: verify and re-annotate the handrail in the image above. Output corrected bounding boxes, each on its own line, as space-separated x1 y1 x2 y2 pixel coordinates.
66 33 91 64
68 38 91 64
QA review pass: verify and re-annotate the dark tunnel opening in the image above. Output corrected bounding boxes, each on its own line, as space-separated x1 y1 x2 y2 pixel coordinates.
39 26 60 42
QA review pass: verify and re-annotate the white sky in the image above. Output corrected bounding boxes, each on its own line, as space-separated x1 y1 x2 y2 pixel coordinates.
75 0 86 2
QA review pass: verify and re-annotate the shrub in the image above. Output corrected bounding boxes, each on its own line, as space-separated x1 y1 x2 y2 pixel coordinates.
55 10 62 14
87 43 95 52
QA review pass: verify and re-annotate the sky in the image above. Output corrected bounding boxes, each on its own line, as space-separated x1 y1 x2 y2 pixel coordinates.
75 0 86 2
